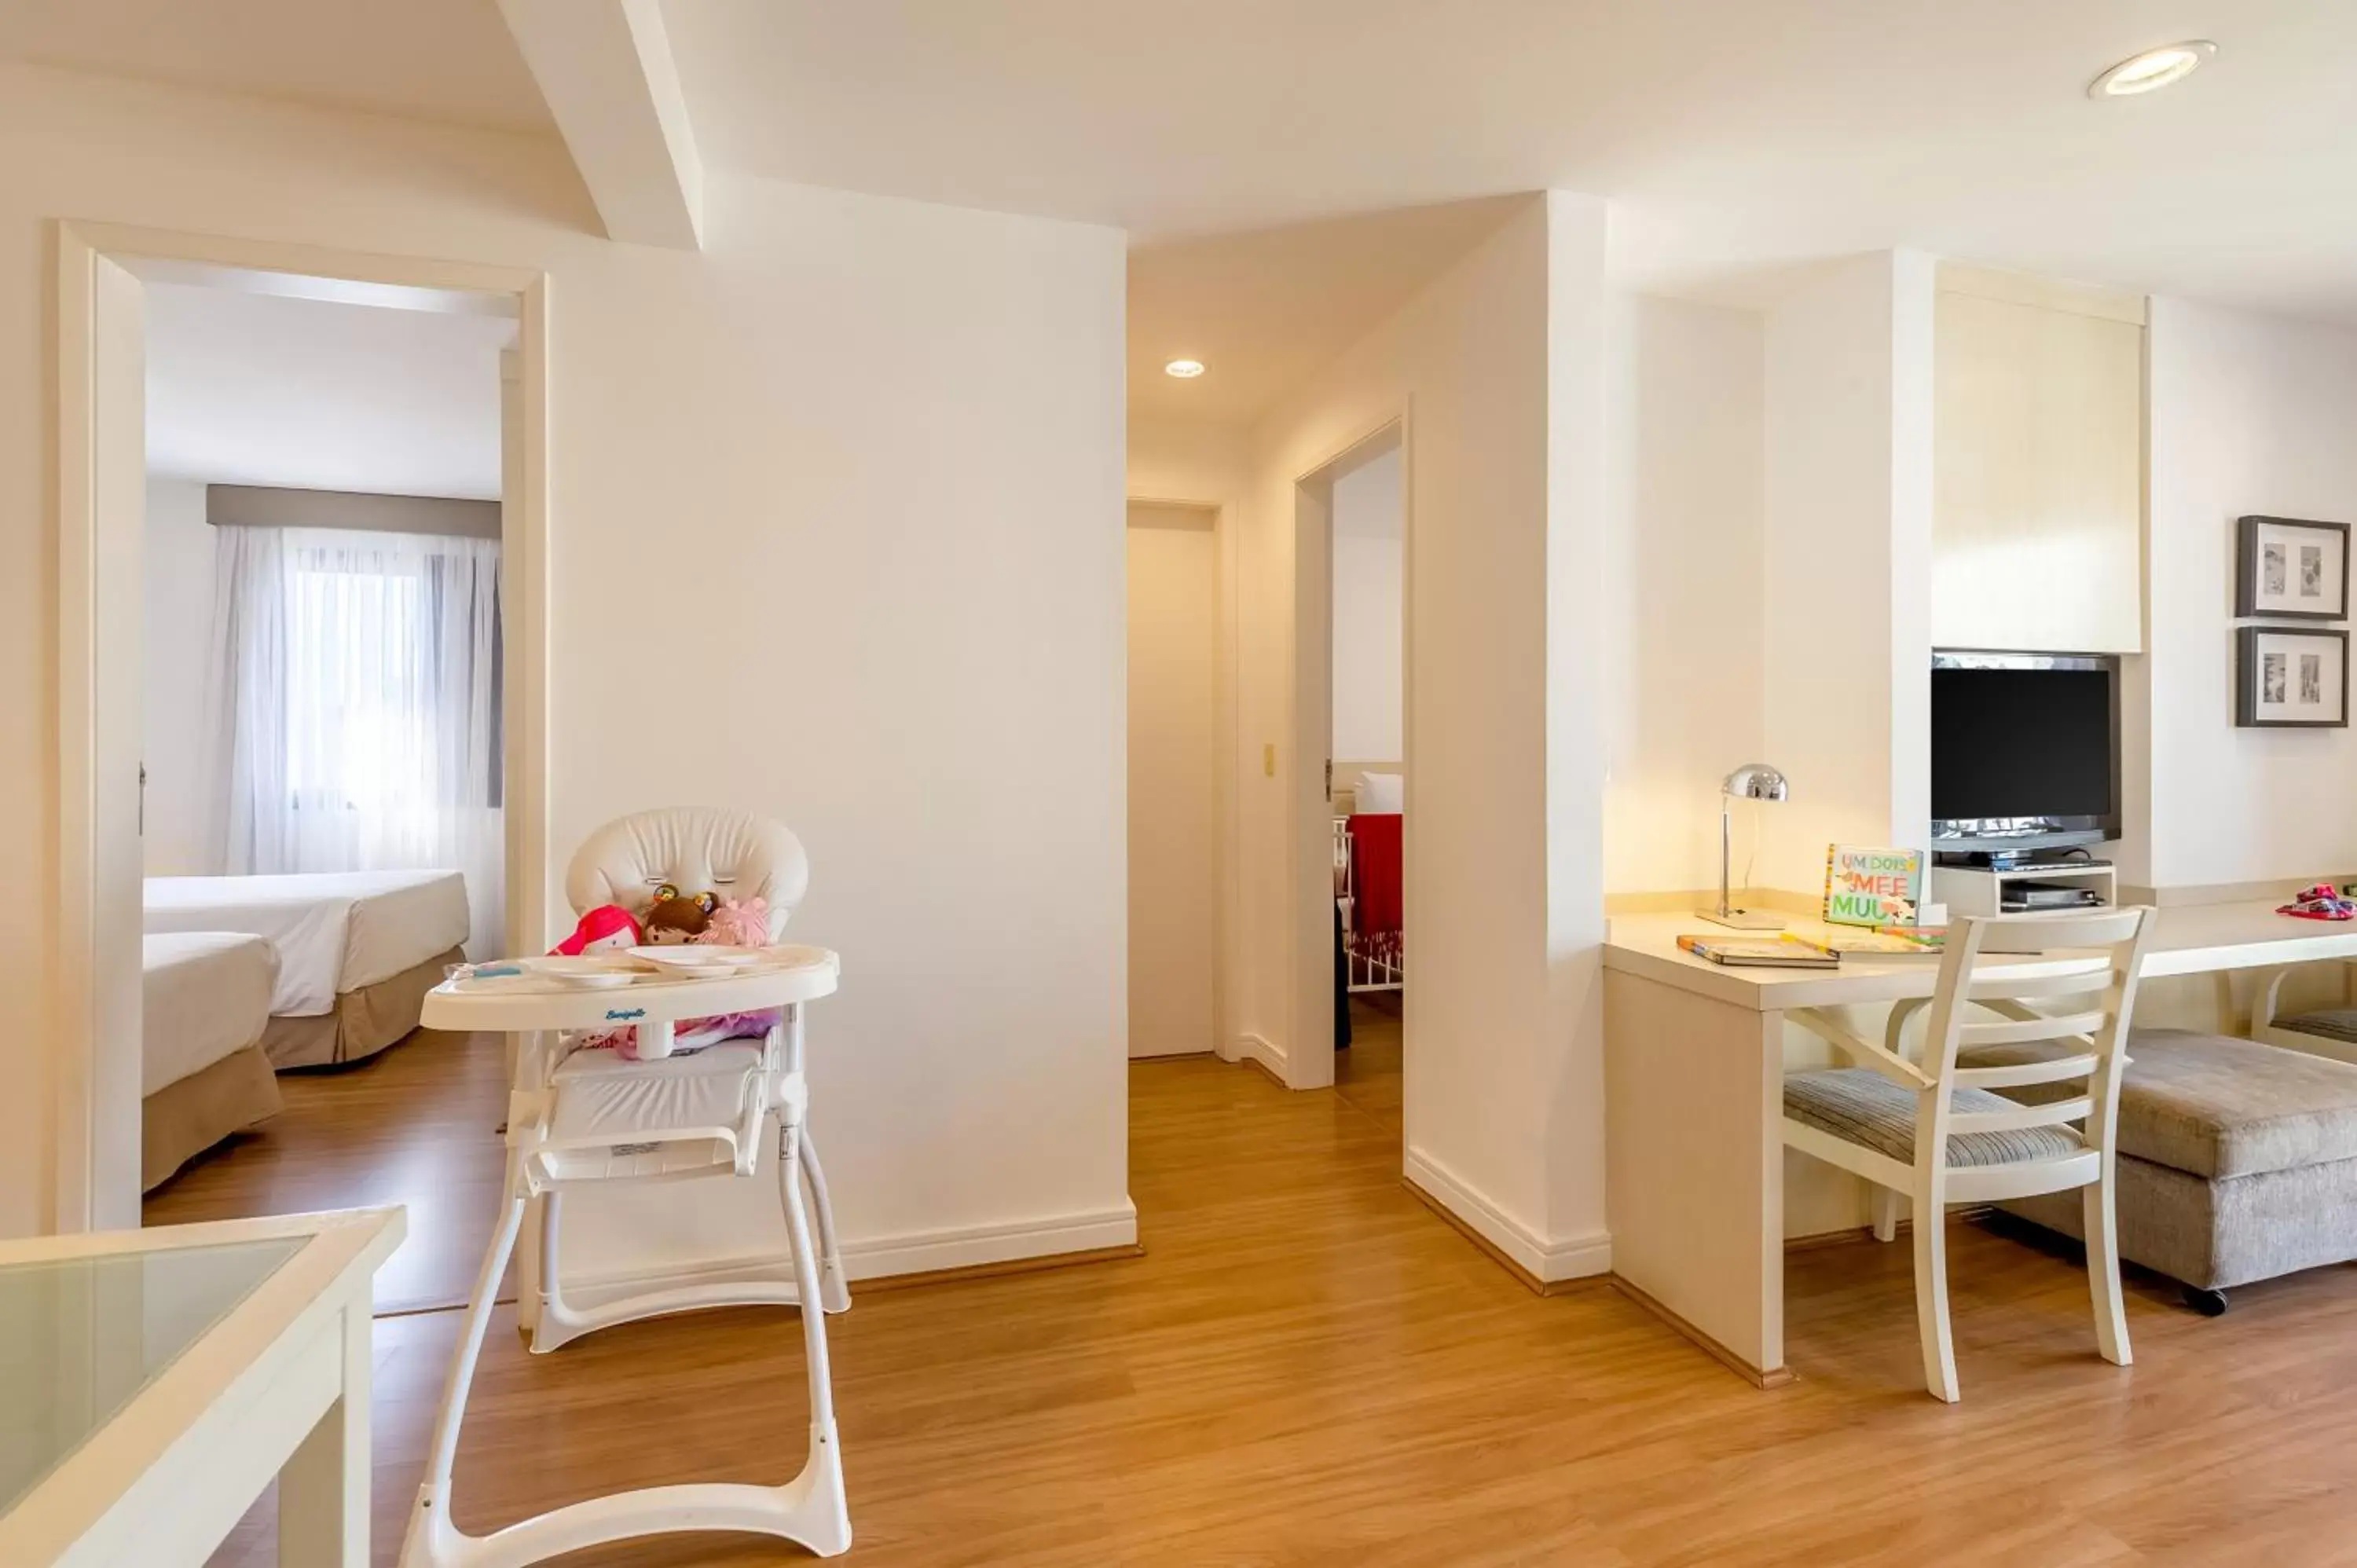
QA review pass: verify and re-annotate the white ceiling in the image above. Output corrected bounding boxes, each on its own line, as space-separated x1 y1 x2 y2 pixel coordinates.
145 283 514 499
663 0 2357 327
0 0 550 131
1130 198 1523 423
15 2 2357 428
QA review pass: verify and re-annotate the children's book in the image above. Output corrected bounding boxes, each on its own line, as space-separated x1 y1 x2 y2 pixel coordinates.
1823 845 1926 929
1785 929 1943 961
1676 935 1839 969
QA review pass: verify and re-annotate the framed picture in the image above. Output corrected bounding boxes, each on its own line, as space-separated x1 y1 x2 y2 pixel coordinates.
2237 515 2349 621
2236 626 2348 728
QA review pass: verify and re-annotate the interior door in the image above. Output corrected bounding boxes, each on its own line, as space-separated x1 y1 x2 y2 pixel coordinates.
89 254 148 1229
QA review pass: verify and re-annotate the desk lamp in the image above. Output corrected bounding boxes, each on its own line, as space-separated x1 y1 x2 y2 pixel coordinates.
1696 764 1789 929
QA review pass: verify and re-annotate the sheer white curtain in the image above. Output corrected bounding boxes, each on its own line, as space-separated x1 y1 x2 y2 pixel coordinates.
211 526 504 954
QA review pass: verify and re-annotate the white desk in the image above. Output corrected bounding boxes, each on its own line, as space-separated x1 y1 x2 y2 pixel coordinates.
0 1207 405 1567
1602 900 2357 1386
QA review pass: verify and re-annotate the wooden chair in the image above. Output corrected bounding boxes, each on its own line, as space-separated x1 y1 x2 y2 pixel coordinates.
1781 907 2155 1401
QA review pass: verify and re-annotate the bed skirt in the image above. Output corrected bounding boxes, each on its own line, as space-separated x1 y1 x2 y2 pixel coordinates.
142 1042 283 1192
263 945 464 1068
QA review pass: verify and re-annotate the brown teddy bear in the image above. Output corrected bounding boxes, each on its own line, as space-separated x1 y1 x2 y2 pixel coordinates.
641 884 719 945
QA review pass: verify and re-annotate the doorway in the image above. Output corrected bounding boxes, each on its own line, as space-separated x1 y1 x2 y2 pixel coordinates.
1327 443 1406 1139
51 225 548 1257
1127 501 1220 1058
1287 422 1406 1115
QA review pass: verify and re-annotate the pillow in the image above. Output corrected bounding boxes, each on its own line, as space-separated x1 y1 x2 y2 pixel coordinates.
1355 771 1404 815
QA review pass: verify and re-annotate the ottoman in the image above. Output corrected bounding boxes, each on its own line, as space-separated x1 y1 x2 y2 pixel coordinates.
1959 1028 2357 1313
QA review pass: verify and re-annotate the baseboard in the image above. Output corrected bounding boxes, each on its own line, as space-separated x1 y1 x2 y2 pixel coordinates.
1234 1031 1288 1084
1403 1146 1611 1291
1607 1273 1796 1389
1785 1218 1917 1250
560 1200 1140 1308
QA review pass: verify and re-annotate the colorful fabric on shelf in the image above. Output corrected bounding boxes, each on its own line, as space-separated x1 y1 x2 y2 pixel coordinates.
2278 884 2357 921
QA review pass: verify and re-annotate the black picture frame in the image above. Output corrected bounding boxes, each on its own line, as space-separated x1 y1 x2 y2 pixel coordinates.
2236 515 2351 621
2235 625 2350 728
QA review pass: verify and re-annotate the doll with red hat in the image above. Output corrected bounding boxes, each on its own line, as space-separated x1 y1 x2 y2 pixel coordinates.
551 903 643 955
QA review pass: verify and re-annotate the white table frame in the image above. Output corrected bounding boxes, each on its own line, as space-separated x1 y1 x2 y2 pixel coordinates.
401 947 850 1566
1602 901 2357 1386
0 1207 405 1568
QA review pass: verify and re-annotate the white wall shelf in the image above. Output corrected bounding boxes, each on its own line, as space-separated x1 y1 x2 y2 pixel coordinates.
1933 862 2117 918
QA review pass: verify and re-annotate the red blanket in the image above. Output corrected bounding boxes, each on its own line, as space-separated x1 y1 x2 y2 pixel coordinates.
1349 813 1403 941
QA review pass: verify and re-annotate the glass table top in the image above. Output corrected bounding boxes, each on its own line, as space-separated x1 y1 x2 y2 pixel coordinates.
0 1235 303 1515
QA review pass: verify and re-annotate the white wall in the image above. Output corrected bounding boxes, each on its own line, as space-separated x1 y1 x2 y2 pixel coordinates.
1 61 1131 1267
1601 295 1766 894
1242 192 1612 1280
1127 417 1246 1066
1127 504 1219 1058
2146 297 2357 889
1758 251 1935 896
1331 444 1403 762
141 477 218 875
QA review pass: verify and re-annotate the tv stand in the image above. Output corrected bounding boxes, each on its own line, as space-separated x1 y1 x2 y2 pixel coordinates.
1932 860 2117 918
1934 848 2112 873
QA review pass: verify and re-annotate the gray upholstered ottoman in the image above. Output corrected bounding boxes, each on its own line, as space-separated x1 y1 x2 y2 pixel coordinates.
1959 1028 2357 1313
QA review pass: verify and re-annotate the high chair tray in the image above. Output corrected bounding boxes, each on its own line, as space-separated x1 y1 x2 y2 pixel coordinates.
422 944 839 1034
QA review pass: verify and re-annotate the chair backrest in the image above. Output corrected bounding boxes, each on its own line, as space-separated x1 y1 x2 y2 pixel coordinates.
1915 907 2156 1165
566 807 809 941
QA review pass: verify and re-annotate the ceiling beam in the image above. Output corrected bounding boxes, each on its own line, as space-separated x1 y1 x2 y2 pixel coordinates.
498 0 705 249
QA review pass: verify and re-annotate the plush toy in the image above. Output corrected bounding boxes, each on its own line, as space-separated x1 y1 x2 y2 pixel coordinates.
696 895 772 948
642 885 720 945
552 904 643 956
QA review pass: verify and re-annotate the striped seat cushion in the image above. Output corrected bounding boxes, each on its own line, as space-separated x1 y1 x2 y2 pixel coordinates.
2279 1009 2357 1047
1784 1068 2081 1168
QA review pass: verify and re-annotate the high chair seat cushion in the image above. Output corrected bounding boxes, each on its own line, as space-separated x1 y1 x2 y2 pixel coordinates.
1783 1068 2080 1168
567 807 809 942
552 1042 766 1142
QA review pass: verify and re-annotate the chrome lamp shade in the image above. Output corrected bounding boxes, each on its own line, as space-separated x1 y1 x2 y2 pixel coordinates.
1695 764 1791 930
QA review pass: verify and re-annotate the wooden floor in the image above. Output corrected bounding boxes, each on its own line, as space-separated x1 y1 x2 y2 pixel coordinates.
178 1030 2357 1566
1336 994 1404 1139
144 1029 510 1313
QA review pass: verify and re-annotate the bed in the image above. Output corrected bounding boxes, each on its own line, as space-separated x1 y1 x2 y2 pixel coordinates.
144 870 471 1068
143 932 282 1190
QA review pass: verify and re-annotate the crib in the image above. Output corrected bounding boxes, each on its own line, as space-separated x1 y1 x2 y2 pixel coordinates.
1333 814 1404 993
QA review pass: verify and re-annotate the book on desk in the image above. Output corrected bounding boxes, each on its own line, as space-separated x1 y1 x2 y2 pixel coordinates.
1676 935 1840 969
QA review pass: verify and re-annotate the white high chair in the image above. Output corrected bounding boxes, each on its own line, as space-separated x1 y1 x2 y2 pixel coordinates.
400 808 854 1566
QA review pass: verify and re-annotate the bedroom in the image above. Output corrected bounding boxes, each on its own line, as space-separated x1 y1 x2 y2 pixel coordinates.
132 265 515 1302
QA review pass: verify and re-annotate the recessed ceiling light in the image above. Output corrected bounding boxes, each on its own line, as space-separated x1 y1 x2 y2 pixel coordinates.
1164 358 1205 379
2088 40 2216 98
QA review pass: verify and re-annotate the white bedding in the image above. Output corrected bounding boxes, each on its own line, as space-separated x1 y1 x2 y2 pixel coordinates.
142 932 277 1095
144 871 470 1017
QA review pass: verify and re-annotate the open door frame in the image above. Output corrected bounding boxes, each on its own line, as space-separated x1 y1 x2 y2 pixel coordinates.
49 220 551 1233
1288 413 1409 1094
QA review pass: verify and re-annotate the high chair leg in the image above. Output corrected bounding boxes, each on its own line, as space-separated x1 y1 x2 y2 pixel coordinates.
800 1127 852 1314
775 1120 852 1553
401 1165 529 1568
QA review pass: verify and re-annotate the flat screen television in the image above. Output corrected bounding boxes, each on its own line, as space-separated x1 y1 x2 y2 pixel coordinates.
1930 650 2120 853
